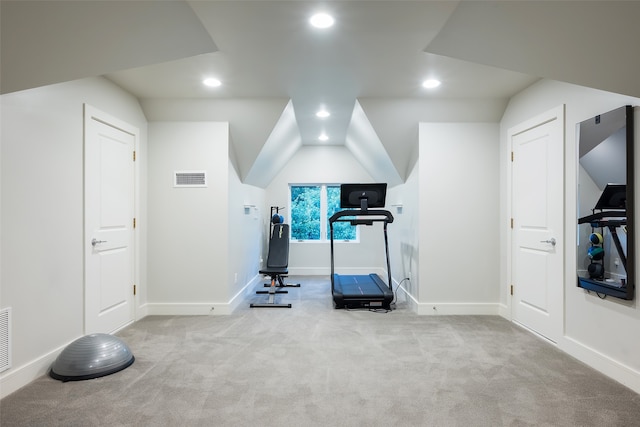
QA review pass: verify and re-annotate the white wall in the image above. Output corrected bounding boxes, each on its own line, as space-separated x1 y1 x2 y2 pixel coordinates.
264 145 378 275
500 79 640 393
227 161 266 306
147 122 232 313
0 77 148 398
418 123 501 315
386 162 420 306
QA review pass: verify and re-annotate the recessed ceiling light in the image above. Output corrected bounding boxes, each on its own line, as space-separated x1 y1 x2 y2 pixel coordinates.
316 109 330 118
310 13 334 29
203 78 221 87
318 133 329 141
422 79 441 89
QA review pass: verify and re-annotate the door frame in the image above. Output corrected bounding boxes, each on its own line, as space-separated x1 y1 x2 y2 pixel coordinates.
506 104 565 342
83 104 140 333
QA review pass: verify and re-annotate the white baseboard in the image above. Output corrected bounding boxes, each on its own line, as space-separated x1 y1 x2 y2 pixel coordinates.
392 281 500 316
136 302 149 320
415 302 501 316
560 336 640 394
142 303 225 315
142 276 260 316
498 303 510 319
230 274 261 311
394 283 419 313
0 341 67 399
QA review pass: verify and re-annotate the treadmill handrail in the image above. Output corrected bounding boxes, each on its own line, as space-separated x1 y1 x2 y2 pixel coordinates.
578 210 626 224
329 208 394 295
329 209 394 224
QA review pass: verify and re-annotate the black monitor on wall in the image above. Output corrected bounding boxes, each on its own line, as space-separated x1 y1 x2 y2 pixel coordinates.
340 183 387 210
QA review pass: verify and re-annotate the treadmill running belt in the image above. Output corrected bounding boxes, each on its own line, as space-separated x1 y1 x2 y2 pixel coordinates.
333 273 394 309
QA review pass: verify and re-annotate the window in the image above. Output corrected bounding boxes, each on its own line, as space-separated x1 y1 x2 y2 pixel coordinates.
290 184 357 241
290 185 321 240
326 185 356 240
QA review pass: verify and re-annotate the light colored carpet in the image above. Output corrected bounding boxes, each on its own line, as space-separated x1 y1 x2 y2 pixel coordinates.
2 276 640 426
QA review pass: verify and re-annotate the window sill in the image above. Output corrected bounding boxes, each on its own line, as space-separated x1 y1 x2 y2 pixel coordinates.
291 240 359 244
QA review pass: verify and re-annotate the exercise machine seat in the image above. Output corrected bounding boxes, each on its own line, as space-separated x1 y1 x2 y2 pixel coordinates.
251 223 294 308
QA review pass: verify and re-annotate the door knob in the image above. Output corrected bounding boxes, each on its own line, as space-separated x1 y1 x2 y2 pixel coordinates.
540 237 557 246
91 238 107 247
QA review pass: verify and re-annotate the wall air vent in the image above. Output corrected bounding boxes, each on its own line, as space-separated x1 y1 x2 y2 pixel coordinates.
174 171 207 188
0 307 11 373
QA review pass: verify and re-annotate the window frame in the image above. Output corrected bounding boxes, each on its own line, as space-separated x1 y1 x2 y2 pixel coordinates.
289 183 359 243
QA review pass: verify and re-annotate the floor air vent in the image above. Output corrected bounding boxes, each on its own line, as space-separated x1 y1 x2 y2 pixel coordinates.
174 171 207 188
0 308 11 373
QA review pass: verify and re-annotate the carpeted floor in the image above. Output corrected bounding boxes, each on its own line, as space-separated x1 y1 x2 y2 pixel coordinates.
2 276 640 426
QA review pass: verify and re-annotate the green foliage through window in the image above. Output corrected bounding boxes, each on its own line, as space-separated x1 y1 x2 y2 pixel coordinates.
290 185 357 241
290 186 320 240
326 186 356 240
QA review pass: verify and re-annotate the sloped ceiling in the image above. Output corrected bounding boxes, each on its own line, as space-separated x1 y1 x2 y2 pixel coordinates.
140 97 290 182
109 1 538 188
0 1 217 94
425 1 640 98
359 97 510 179
2 1 638 189
244 100 302 187
346 101 403 187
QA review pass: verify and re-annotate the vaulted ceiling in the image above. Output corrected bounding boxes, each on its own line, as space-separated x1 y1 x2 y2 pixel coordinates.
2 1 639 188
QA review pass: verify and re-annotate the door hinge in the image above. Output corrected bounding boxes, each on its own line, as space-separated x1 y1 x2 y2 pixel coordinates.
133 150 136 161
133 218 136 229
133 284 137 296
511 151 514 162
510 218 514 229
510 285 514 295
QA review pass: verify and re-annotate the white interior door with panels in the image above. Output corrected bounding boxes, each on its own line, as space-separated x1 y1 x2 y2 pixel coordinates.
510 105 564 343
84 105 137 334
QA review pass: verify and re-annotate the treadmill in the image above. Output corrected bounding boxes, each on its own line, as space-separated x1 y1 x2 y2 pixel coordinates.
329 183 394 310
577 184 629 298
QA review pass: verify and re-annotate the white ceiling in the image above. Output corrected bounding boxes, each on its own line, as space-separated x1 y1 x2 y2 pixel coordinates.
3 1 639 188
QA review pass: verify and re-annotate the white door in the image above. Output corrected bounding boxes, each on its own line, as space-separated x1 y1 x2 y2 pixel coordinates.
510 105 564 343
84 105 137 334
